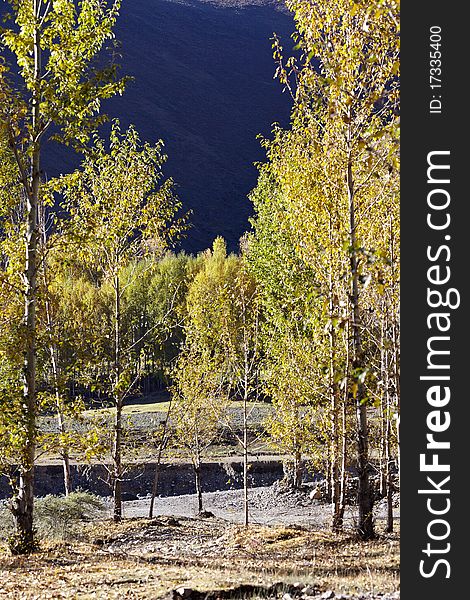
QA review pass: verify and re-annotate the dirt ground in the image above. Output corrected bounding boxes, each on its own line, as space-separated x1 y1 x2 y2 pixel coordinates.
0 485 400 599
0 518 399 599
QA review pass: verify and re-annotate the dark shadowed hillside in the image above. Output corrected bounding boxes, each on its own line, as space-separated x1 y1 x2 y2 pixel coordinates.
43 0 295 253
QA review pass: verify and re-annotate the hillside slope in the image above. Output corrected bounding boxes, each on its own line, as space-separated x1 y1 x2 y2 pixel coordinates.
43 0 295 253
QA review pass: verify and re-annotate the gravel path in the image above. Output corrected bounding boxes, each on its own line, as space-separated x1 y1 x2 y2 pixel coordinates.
120 483 400 529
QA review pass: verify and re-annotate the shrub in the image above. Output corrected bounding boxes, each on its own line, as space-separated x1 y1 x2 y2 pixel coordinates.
35 491 106 540
0 492 106 542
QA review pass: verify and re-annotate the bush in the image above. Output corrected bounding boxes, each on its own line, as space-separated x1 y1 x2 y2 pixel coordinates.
0 492 106 542
35 491 106 540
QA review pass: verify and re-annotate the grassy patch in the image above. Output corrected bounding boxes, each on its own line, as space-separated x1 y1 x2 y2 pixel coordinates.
85 400 269 417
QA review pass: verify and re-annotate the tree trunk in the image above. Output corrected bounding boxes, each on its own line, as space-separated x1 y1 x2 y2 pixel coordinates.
112 273 123 522
389 216 400 487
338 320 350 527
61 449 72 497
379 319 387 497
194 461 203 513
45 291 72 496
113 396 123 521
148 460 161 519
41 215 73 495
293 448 302 489
11 162 38 546
243 392 249 526
379 311 394 533
328 250 342 532
339 393 348 525
149 399 172 518
347 151 374 540
57 402 72 496
325 454 331 502
384 329 394 533
385 442 394 533
11 1 41 553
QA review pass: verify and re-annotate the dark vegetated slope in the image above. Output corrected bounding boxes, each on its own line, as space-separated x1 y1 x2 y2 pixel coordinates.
43 0 294 253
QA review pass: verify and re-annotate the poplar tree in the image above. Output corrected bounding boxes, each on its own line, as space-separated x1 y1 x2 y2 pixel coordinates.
0 0 125 553
58 121 182 521
227 259 261 526
286 0 399 540
250 0 399 539
171 239 235 513
172 345 228 514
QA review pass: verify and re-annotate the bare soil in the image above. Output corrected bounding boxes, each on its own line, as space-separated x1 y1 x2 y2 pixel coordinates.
0 517 399 599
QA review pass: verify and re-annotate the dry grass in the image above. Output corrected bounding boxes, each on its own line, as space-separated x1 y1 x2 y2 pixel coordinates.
0 517 399 599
